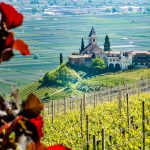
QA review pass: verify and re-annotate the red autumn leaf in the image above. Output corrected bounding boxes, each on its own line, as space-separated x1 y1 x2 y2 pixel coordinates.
30 115 44 140
0 2 23 29
13 39 31 55
0 30 14 61
46 145 71 150
5 32 14 48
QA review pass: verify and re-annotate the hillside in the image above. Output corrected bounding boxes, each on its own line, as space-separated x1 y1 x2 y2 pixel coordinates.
43 92 150 149
40 64 81 87
19 64 81 100
77 68 150 92
19 68 150 100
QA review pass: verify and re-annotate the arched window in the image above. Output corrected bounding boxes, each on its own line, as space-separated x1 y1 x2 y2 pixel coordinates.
109 64 114 71
115 64 121 71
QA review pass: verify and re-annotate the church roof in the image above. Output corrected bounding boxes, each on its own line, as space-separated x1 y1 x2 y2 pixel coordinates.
89 27 96 37
81 43 102 55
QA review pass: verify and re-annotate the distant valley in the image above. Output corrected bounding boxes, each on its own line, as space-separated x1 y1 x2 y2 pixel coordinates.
0 12 150 95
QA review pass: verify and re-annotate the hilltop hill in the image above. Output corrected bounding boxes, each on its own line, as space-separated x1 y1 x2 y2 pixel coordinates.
40 64 81 87
20 64 81 100
19 68 150 100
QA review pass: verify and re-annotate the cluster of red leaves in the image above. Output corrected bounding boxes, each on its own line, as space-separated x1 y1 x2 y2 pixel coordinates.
30 115 44 140
0 2 71 150
0 2 31 62
0 92 71 150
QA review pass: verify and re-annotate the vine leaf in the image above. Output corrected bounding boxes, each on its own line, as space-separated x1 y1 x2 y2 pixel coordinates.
22 93 43 117
0 2 23 29
13 39 31 55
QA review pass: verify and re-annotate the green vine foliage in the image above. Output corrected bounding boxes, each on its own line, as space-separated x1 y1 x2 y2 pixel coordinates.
43 93 150 150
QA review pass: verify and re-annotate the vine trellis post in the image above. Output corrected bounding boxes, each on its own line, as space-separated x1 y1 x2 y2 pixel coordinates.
126 93 130 134
86 114 89 150
102 128 105 150
142 101 145 150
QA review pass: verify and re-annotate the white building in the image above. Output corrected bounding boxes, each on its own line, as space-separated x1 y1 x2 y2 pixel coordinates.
105 51 132 70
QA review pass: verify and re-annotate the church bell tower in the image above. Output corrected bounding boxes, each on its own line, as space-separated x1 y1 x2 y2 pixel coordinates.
89 27 97 45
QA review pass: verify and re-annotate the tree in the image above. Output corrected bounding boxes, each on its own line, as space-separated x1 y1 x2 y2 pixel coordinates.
80 38 85 54
60 53 63 65
104 35 111 51
92 57 106 70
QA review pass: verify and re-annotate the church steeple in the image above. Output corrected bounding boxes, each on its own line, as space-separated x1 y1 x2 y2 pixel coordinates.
89 27 97 45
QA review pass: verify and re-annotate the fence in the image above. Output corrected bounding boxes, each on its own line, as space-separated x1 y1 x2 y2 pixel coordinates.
42 79 150 150
44 79 150 119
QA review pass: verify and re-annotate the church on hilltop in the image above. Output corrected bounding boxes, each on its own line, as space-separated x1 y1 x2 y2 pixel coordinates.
68 27 150 70
69 27 106 68
79 27 103 56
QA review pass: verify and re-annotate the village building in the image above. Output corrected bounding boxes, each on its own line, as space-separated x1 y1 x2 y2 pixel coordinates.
68 54 92 67
68 27 150 70
106 51 133 70
132 51 150 68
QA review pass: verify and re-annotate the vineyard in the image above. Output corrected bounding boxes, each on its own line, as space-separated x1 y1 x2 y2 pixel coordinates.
77 69 150 92
18 68 150 100
19 82 63 100
0 81 11 95
43 92 150 150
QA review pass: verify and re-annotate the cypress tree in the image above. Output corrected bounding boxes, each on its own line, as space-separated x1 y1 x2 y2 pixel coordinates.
104 35 111 51
80 38 85 54
60 53 63 65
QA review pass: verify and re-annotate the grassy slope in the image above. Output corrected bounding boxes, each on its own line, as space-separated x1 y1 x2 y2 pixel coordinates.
19 68 150 100
78 68 150 91
19 65 81 100
43 93 150 149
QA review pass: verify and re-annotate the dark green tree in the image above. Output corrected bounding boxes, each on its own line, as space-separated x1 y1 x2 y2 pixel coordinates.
60 53 63 65
80 38 85 54
104 35 111 51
